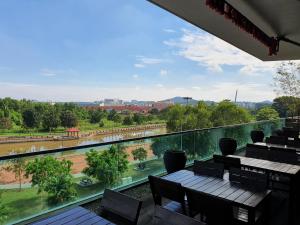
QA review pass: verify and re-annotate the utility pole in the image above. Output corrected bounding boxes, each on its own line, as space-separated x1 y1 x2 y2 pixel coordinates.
234 90 238 103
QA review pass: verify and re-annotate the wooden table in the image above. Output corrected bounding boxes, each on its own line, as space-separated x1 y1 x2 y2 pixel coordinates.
253 142 300 153
31 206 115 225
229 155 300 225
163 170 272 225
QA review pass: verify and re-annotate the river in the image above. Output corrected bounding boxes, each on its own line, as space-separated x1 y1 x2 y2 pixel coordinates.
0 127 166 156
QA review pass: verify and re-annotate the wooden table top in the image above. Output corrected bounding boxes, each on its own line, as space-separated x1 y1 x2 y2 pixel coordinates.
31 206 115 225
163 170 271 209
229 155 300 175
253 142 300 152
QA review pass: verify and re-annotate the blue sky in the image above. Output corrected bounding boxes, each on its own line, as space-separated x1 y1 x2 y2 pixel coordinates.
0 0 281 102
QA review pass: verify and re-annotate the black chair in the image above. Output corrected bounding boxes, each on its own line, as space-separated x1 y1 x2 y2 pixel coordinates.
99 189 142 225
250 130 264 143
219 137 237 155
245 144 269 160
287 139 300 147
193 160 224 178
153 206 205 225
229 169 268 224
269 147 298 165
282 127 299 139
229 168 268 191
213 154 241 170
266 135 288 145
185 188 234 225
148 175 187 215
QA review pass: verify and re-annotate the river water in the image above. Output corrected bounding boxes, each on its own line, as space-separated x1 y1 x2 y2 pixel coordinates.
0 128 166 156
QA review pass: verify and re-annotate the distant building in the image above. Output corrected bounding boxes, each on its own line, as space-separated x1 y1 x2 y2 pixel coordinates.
103 99 123 106
152 100 174 111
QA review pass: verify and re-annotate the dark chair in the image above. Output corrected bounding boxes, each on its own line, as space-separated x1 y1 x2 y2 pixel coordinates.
287 139 300 147
219 137 237 155
213 154 241 170
229 168 268 191
193 160 224 178
153 206 205 225
269 147 298 165
245 144 269 160
185 188 234 225
99 189 142 225
148 175 187 215
266 135 288 145
250 130 264 143
282 127 299 139
229 169 268 224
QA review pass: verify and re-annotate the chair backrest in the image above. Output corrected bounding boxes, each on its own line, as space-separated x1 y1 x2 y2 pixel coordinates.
250 130 264 143
267 135 288 145
185 188 233 225
269 147 298 165
153 206 205 225
287 139 300 147
100 189 142 225
229 168 267 191
245 144 269 160
193 160 224 178
283 127 299 139
213 154 241 170
219 137 237 155
148 175 186 214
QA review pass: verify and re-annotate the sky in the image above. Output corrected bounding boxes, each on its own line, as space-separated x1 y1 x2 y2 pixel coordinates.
0 0 287 102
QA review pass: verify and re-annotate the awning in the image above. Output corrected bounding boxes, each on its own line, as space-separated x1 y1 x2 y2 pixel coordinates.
148 0 300 61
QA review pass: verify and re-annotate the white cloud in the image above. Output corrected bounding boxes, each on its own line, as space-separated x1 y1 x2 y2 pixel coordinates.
0 81 276 102
164 28 280 75
163 29 176 33
40 68 58 77
132 74 139 79
134 64 145 68
160 69 168 76
134 56 171 68
156 83 164 88
192 86 201 90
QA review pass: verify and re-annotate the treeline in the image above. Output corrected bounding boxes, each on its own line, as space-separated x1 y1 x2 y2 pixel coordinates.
0 98 160 131
164 100 282 132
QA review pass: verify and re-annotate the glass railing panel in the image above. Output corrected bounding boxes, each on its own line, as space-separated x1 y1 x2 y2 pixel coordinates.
0 119 285 225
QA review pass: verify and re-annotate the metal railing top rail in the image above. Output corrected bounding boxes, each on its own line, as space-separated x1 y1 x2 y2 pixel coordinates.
0 119 284 161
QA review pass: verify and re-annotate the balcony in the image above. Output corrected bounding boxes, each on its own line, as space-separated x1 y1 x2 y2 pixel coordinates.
0 119 284 225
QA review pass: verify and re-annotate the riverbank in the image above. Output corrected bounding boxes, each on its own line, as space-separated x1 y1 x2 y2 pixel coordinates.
0 124 166 144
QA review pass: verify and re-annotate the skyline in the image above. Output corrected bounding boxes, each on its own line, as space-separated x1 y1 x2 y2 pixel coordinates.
0 0 292 102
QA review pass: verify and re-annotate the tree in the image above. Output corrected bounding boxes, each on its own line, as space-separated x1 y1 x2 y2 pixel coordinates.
133 113 144 125
210 100 252 126
22 108 39 129
83 145 129 186
25 156 76 203
42 109 60 131
89 110 104 124
4 158 26 191
273 61 300 97
60 110 78 128
123 116 133 125
256 107 280 121
272 96 300 118
132 147 147 170
107 110 117 121
0 117 12 129
166 105 185 132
